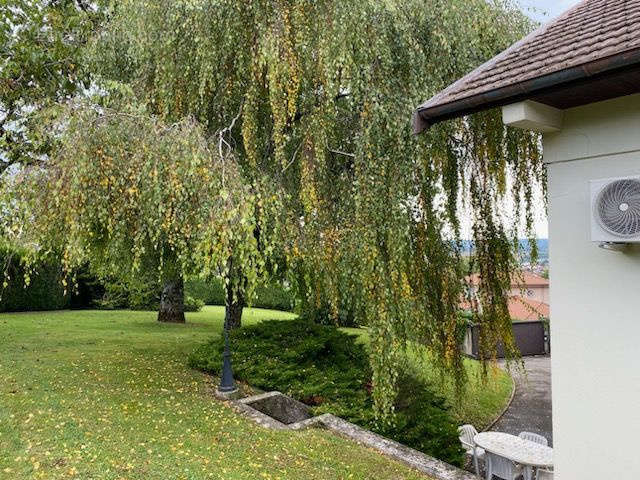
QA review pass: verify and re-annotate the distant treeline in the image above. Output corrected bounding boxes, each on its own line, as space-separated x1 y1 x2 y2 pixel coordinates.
461 239 549 263
0 244 294 313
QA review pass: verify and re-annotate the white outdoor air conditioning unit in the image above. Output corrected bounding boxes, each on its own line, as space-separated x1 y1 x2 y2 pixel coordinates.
591 176 640 245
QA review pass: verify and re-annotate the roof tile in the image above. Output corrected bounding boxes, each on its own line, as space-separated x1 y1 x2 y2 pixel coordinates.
508 296 550 322
418 0 640 113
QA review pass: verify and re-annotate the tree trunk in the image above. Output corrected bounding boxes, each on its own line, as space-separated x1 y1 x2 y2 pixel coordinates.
158 275 185 323
225 282 244 329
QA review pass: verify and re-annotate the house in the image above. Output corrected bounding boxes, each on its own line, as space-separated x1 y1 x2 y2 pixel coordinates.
467 271 550 306
512 271 549 305
464 271 550 321
462 272 550 357
414 1 640 478
507 295 549 323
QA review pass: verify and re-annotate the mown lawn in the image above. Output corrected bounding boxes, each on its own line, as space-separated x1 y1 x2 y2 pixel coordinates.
407 344 513 428
342 328 514 429
0 307 429 480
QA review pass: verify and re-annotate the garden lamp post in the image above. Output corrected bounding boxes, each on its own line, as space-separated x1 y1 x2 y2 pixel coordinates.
218 309 237 395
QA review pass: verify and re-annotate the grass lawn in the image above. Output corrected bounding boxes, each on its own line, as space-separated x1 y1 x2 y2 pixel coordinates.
0 307 429 480
406 344 513 428
342 328 514 429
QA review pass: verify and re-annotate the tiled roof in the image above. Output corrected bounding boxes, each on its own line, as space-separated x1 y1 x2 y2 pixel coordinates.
414 0 640 131
508 296 550 322
459 295 549 321
514 271 549 288
466 271 549 288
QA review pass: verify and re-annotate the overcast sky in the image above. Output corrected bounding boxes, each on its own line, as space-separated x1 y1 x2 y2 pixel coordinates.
519 0 582 22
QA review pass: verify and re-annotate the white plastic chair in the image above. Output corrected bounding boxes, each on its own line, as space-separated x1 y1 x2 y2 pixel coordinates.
458 424 485 475
518 431 548 446
485 451 524 480
518 432 548 480
536 468 554 480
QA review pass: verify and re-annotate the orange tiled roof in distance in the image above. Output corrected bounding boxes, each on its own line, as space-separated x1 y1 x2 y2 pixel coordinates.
508 296 550 321
466 271 549 288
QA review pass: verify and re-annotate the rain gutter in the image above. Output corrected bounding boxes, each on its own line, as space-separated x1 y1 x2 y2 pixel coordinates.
413 47 640 134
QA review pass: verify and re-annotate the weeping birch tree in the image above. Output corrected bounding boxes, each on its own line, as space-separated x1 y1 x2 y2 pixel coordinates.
0 0 104 170
6 0 544 421
5 104 282 323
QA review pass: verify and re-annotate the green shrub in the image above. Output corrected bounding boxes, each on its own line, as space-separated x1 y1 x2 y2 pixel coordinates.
185 278 294 311
97 280 204 312
0 244 105 312
188 319 464 466
95 278 159 310
184 295 204 312
184 278 225 305
252 283 294 311
304 302 359 327
68 266 106 309
0 244 69 312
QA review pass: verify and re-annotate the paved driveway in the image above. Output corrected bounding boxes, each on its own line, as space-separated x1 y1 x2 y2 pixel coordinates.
493 356 553 446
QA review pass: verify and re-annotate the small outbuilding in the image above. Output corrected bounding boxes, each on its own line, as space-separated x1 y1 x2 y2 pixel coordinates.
414 1 640 478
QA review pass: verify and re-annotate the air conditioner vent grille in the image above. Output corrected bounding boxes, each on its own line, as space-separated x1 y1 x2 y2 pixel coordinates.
596 179 640 237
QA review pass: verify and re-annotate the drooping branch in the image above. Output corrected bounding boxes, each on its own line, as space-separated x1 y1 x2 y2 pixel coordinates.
51 0 543 423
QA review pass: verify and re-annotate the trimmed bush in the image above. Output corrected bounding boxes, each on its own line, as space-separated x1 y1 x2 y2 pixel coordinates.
252 283 294 311
95 277 158 310
185 278 294 311
0 263 68 312
184 278 225 305
188 319 464 466
184 295 204 312
0 244 69 312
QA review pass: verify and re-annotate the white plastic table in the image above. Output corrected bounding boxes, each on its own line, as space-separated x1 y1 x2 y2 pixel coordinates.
474 431 553 479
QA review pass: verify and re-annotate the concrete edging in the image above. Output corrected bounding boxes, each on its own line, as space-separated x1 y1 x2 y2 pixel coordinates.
226 391 476 480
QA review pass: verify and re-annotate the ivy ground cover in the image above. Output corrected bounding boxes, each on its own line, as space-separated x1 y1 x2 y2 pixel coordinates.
0 308 428 480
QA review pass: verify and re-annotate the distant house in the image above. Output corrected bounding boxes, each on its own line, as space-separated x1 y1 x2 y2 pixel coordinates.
461 271 549 357
511 271 550 322
508 295 549 322
465 271 550 321
511 271 549 304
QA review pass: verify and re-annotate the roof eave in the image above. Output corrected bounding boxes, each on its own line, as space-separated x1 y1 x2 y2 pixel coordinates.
413 47 640 134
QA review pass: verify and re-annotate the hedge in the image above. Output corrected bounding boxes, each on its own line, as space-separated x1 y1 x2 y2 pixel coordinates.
185 278 294 311
0 242 293 313
0 245 70 312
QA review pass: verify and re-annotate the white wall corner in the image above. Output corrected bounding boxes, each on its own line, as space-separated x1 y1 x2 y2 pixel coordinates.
502 101 564 133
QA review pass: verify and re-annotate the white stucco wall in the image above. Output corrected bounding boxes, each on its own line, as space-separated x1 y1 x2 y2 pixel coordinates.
545 94 640 479
508 285 549 304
